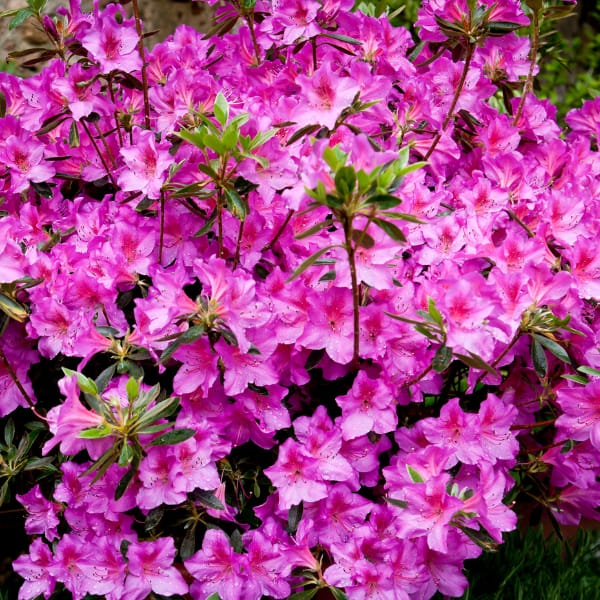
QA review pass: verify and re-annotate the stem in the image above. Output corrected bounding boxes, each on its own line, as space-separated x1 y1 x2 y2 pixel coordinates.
343 218 360 370
131 0 151 129
80 119 117 187
513 8 540 125
475 330 521 386
402 363 433 389
511 418 556 431
233 219 244 271
244 13 261 65
423 43 475 161
93 121 116 168
262 209 294 252
108 74 124 147
158 191 165 265
311 37 318 71
217 188 224 258
0 345 45 419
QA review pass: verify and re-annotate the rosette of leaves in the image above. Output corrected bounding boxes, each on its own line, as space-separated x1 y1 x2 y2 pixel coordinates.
175 92 275 256
289 144 424 368
69 369 195 500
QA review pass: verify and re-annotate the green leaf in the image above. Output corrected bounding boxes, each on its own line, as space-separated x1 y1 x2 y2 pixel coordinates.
319 270 336 282
351 229 375 249
213 92 229 127
295 219 334 240
334 165 356 199
180 523 197 559
0 293 29 322
0 481 10 507
159 325 206 364
454 523 499 552
288 589 319 600
31 181 53 199
224 188 247 220
387 496 408 509
531 338 548 379
126 376 140 403
192 489 225 510
487 20 524 35
133 382 162 412
206 594 221 600
286 245 338 282
201 131 226 155
194 209 218 238
323 145 348 171
532 334 571 364
287 502 303 535
372 218 406 242
24 456 57 472
9 8 33 29
379 211 424 224
3 419 15 446
230 528 244 553
148 428 196 446
329 586 349 600
118 442 135 467
222 122 240 150
454 352 500 378
69 120 80 147
137 423 172 435
78 424 113 439
577 366 600 378
286 123 321 146
562 374 589 385
248 128 276 151
0 8 22 18
144 506 164 531
365 194 402 209
62 368 99 396
83 446 120 481
137 396 180 426
27 0 47 12
406 465 424 483
115 458 139 500
432 345 453 373
427 297 444 326
318 32 363 46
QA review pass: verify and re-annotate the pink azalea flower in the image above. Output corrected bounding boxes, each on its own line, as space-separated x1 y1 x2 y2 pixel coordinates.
118 129 172 199
186 529 247 600
81 8 141 73
295 63 360 130
420 398 485 466
294 405 354 481
336 371 398 440
12 538 56 600
124 538 188 600
42 375 106 456
136 445 187 510
17 485 62 542
244 529 292 599
48 534 95 600
0 128 55 193
264 438 329 510
399 473 465 552
298 285 354 365
478 394 519 463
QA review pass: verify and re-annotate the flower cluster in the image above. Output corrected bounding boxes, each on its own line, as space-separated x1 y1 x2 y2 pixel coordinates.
1 0 599 598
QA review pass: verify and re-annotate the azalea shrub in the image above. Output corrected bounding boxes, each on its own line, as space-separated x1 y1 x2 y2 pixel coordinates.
1 0 599 598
